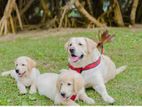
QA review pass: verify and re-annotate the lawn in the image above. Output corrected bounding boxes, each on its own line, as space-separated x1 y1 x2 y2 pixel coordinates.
0 28 141 105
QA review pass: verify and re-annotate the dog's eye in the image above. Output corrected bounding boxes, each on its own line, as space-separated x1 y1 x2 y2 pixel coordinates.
78 43 83 46
67 83 71 86
22 64 25 66
69 43 72 46
16 64 18 66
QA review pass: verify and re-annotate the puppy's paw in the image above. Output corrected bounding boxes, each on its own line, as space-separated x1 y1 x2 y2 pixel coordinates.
69 102 79 106
20 90 27 94
54 97 62 105
29 89 36 94
84 97 95 104
103 96 115 104
54 100 61 105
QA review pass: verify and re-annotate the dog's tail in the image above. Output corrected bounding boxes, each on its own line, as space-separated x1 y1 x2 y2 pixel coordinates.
1 70 13 76
116 65 127 75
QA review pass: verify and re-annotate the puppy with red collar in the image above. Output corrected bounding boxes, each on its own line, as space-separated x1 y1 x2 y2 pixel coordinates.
36 69 95 105
65 37 127 104
1 56 40 94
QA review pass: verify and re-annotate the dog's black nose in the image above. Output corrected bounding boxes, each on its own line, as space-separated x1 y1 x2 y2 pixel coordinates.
15 69 19 73
61 93 66 97
69 48 74 53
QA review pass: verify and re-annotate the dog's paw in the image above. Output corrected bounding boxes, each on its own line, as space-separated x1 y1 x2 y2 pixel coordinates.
103 96 115 104
54 100 61 105
54 98 62 105
20 90 27 94
69 102 79 106
29 89 36 94
84 97 95 104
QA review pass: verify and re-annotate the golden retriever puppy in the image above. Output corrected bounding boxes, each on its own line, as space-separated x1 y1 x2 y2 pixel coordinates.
36 69 95 105
65 37 127 104
1 56 40 94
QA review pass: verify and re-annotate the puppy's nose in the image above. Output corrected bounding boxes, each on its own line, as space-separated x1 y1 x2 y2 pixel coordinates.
61 92 66 97
15 69 19 73
69 48 74 53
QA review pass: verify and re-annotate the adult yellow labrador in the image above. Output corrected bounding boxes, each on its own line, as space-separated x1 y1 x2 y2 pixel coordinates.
65 37 127 103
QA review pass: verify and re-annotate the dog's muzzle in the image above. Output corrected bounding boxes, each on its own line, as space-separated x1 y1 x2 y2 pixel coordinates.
61 92 66 98
70 53 84 62
69 48 75 54
69 47 84 62
15 69 26 77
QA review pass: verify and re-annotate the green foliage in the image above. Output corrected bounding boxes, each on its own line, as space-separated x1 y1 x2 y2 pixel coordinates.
0 28 141 105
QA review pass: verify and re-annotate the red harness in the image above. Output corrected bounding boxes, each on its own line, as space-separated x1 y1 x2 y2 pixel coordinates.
69 56 101 73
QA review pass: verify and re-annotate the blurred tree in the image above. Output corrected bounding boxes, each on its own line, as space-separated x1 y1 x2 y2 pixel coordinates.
0 0 23 35
0 0 141 35
130 0 139 25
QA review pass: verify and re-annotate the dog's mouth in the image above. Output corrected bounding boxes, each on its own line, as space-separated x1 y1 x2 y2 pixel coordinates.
18 72 26 77
61 95 71 100
70 53 84 62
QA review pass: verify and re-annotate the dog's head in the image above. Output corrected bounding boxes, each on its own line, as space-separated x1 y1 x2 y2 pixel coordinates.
65 37 97 63
57 69 84 99
15 56 36 77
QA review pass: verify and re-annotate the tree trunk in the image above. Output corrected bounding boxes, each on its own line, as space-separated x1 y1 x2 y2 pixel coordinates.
112 0 124 26
86 0 93 15
130 0 139 25
0 0 23 35
20 0 34 16
75 0 104 27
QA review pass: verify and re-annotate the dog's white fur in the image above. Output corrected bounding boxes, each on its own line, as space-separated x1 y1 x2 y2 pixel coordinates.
1 56 40 94
36 69 95 105
65 37 127 103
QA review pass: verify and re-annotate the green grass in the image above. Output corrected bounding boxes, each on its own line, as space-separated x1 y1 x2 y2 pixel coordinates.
0 28 141 105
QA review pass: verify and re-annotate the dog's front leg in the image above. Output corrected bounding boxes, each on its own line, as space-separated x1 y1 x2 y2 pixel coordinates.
93 81 115 104
78 88 95 104
54 93 64 105
17 81 27 94
29 83 37 94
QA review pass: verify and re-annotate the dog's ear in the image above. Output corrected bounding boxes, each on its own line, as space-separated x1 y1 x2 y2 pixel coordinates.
73 74 84 94
56 78 61 92
85 38 97 54
27 57 36 72
14 60 17 66
64 40 69 50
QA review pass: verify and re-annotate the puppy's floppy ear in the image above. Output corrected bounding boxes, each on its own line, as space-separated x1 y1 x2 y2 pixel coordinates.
56 78 61 92
64 41 69 50
27 57 36 71
73 74 84 94
14 59 17 65
85 38 97 54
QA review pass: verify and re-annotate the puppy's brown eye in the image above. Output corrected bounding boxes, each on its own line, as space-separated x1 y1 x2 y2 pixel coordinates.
67 83 71 86
78 43 83 46
22 64 25 66
16 64 18 66
69 43 72 46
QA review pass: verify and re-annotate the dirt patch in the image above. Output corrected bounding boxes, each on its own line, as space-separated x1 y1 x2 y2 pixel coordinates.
0 28 97 41
0 27 141 42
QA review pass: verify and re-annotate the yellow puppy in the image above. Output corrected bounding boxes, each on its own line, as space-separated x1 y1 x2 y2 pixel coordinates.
1 56 40 94
37 69 95 105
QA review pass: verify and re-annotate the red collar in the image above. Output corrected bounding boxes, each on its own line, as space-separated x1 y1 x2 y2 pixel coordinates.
70 95 77 101
69 56 101 73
